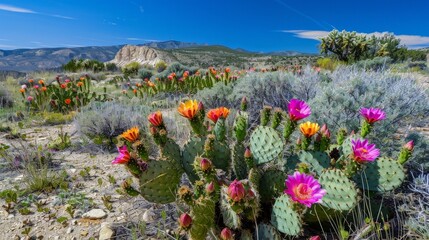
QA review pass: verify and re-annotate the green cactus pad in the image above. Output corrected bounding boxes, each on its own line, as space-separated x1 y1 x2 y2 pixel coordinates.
234 113 248 143
319 169 358 211
298 151 331 176
354 157 405 192
160 139 181 164
250 126 284 165
340 136 354 157
190 198 216 240
214 118 227 142
271 194 302 236
248 168 261 194
259 169 286 203
220 186 242 229
257 223 281 240
182 137 205 182
232 143 248 180
210 141 231 171
138 160 183 204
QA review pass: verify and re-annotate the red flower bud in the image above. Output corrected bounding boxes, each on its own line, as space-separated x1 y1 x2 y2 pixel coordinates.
220 228 233 240
244 147 252 158
206 181 215 194
404 140 414 151
179 213 192 229
200 158 212 171
227 180 245 202
309 236 321 240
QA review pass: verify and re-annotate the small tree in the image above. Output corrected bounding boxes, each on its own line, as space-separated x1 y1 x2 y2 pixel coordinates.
122 62 140 76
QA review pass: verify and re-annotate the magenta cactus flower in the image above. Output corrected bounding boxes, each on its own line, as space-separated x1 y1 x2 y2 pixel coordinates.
284 172 326 207
227 180 246 202
112 145 131 164
360 107 386 124
178 213 192 228
288 99 311 121
27 96 34 102
351 139 380 163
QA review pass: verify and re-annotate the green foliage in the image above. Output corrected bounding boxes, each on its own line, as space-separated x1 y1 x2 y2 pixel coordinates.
316 57 339 71
271 194 302 236
122 62 141 76
250 126 283 164
0 86 14 108
104 62 118 72
41 111 75 125
354 56 392 71
154 62 198 79
155 60 167 73
63 59 106 72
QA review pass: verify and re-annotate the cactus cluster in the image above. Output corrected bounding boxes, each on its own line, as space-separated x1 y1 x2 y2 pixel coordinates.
112 99 412 239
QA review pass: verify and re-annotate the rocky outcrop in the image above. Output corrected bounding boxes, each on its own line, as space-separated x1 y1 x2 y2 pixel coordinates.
110 45 167 67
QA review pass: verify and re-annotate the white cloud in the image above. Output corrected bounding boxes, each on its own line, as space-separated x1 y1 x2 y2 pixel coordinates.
0 4 35 13
50 14 75 20
283 30 429 47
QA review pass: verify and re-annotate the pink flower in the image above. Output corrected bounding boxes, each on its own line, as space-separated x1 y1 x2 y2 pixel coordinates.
360 108 386 124
112 145 131 164
351 139 380 163
404 140 414 151
21 84 27 89
178 213 192 228
200 158 212 171
288 99 311 121
33 85 39 89
65 79 71 83
27 96 34 102
206 181 215 194
284 172 326 207
220 228 233 240
227 180 245 202
309 236 321 240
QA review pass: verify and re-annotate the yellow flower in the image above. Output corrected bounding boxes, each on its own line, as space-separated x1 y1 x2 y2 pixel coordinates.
299 121 320 138
121 126 140 143
178 100 199 119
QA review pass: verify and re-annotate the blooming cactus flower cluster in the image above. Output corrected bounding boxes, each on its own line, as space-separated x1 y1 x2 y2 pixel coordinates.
284 172 326 207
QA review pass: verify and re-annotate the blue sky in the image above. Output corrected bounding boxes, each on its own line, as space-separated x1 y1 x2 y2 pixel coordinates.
1 0 429 53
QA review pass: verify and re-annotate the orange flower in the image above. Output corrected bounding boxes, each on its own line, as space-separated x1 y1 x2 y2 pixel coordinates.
207 107 230 123
225 68 231 73
133 89 137 95
41 87 47 91
122 90 127 94
178 100 199 119
148 111 163 127
210 68 217 75
64 99 72 105
19 88 25 93
79 77 85 81
60 84 67 89
28 79 34 83
183 71 189 78
147 81 155 87
38 80 45 85
76 82 83 87
121 126 140 143
299 121 320 138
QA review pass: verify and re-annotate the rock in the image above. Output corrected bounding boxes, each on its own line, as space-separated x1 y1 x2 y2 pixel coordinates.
71 220 78 225
52 236 59 240
80 230 88 237
73 209 83 218
99 225 115 240
8 214 14 219
82 209 107 219
66 227 73 234
14 175 23 181
110 45 167 67
142 209 155 222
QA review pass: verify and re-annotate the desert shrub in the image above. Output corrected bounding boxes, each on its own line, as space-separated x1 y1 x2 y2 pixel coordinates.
316 57 338 71
74 101 152 146
194 82 234 109
63 59 105 72
105 62 118 72
155 60 167 73
308 67 429 153
138 68 153 80
155 62 198 79
354 56 392 71
122 62 141 76
0 86 13 108
231 67 320 124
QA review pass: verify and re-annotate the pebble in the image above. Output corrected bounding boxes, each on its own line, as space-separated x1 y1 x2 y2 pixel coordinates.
14 175 23 181
142 209 155 222
99 224 114 240
80 230 88 237
8 214 14 219
82 209 107 219
66 227 73 234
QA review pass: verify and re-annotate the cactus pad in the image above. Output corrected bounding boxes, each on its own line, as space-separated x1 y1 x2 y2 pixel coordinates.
234 113 248 143
182 137 205 182
298 151 331 176
257 223 281 240
220 186 242 229
232 143 248 180
259 169 286 203
138 160 183 203
250 126 283 165
190 198 216 240
271 194 302 236
160 139 181 163
319 169 358 211
354 157 405 192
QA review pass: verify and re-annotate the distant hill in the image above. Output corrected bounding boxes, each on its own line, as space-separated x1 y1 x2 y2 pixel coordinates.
0 40 313 72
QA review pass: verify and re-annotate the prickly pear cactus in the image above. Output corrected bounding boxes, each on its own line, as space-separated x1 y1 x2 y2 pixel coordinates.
160 139 181 163
259 169 286 203
250 126 283 165
220 186 242 229
182 136 205 182
297 151 331 176
234 112 248 143
354 157 405 192
257 223 282 240
319 169 358 211
271 194 302 236
138 160 183 203
232 143 248 180
189 198 216 240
